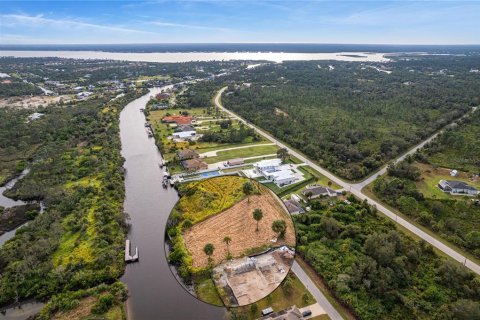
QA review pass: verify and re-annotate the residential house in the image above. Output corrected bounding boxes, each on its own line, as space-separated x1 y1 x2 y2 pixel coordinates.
176 125 195 132
177 149 199 161
227 158 244 166
255 158 282 175
172 131 197 140
438 180 479 196
267 170 297 186
302 185 337 199
182 158 208 171
283 199 305 215
151 104 168 110
162 115 193 125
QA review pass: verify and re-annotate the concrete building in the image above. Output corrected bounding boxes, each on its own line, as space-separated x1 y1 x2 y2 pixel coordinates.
255 158 282 174
267 170 297 186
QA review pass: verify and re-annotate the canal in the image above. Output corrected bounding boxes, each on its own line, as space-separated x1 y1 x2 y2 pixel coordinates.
119 87 225 320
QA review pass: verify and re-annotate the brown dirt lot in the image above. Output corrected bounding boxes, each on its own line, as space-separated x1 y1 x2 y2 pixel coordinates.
183 192 295 268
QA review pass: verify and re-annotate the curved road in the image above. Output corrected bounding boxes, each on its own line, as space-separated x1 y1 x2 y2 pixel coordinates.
215 86 480 276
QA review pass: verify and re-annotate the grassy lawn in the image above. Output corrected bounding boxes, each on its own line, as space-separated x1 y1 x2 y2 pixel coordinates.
310 315 331 320
195 277 223 307
202 144 279 164
235 272 315 320
413 162 480 200
194 139 271 153
299 166 341 190
244 155 277 164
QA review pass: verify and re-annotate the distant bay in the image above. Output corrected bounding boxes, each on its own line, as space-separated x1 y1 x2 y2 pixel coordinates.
0 50 389 62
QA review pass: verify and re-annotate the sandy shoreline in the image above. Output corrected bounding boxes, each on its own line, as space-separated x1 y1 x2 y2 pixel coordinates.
0 50 389 63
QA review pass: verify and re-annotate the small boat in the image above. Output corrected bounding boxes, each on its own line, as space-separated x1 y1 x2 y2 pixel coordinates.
162 180 168 188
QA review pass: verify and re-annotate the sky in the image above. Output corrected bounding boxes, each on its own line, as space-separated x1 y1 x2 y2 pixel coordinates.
1 1 479 45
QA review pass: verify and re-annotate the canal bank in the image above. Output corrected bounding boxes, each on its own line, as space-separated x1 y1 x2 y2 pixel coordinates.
119 87 225 320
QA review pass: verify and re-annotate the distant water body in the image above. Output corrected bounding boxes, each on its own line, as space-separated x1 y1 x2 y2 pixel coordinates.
0 50 389 62
2 43 480 53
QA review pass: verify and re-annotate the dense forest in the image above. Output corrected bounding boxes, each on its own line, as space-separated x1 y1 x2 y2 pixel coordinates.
294 197 480 319
0 89 145 317
372 111 480 259
222 56 480 180
0 57 244 89
418 109 480 173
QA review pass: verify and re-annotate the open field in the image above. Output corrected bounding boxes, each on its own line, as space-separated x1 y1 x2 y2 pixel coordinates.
183 191 295 268
176 176 248 224
413 162 480 200
202 144 279 164
194 277 223 307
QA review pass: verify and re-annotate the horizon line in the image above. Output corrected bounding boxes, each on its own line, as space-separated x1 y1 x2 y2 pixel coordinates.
1 42 480 46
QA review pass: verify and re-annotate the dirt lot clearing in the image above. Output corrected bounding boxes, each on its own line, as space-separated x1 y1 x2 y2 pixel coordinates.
183 193 295 268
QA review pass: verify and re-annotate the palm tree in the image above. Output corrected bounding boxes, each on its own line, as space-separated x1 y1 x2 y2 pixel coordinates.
203 243 215 264
253 208 263 231
272 219 287 239
223 236 232 254
243 181 254 203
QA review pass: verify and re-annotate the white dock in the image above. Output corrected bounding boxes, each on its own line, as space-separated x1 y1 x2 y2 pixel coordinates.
125 239 139 262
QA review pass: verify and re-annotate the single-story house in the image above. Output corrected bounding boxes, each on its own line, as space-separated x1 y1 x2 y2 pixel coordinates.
267 170 297 186
152 104 168 110
255 158 282 174
302 185 337 199
176 125 195 132
172 130 196 140
162 115 193 125
227 158 244 166
438 180 479 196
283 199 305 215
177 149 199 161
76 91 93 99
182 159 208 171
155 92 171 100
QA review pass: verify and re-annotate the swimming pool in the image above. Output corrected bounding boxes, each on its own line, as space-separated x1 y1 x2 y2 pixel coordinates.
200 171 220 178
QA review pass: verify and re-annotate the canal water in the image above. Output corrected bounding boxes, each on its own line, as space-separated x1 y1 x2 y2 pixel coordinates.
0 169 45 319
119 88 225 320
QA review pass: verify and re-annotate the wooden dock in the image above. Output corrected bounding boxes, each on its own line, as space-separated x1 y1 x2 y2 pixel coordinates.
125 239 139 262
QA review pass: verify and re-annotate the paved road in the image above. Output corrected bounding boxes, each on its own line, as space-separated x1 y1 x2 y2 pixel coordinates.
352 106 478 190
215 87 480 276
292 262 343 320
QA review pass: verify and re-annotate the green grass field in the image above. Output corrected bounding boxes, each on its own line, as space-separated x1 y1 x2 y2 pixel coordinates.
202 144 279 164
414 163 480 200
195 277 223 307
299 166 341 190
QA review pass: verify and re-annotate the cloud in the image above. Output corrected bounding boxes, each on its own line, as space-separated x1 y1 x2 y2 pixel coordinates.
0 13 158 34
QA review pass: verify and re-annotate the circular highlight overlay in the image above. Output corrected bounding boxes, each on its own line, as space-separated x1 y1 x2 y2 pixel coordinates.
165 176 296 307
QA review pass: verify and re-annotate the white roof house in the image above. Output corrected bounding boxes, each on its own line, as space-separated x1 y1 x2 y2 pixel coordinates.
255 158 282 174
267 170 298 186
172 131 196 139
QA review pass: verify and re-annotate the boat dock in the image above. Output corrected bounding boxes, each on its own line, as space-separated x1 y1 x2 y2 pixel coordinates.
125 239 139 262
